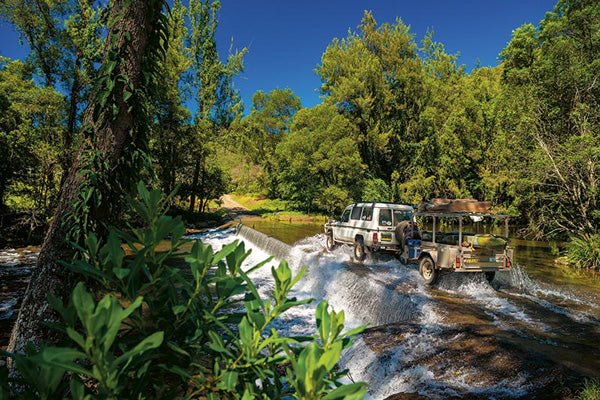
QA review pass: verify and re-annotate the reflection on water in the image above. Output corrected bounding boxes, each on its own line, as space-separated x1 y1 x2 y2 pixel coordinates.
244 219 324 246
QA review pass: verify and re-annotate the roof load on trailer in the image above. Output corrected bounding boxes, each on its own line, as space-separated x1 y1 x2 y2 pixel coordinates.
418 198 492 213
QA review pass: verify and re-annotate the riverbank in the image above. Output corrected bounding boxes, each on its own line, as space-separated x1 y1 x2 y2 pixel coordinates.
228 193 328 223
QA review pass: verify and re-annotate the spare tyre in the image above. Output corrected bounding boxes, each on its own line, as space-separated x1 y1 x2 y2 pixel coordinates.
395 220 419 247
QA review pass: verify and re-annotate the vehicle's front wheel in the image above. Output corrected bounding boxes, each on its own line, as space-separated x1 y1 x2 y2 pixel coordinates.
419 257 438 285
485 271 496 283
326 232 337 252
353 238 366 262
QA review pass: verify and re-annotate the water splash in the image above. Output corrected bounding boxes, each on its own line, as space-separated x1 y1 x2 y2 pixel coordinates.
190 226 600 399
436 272 550 331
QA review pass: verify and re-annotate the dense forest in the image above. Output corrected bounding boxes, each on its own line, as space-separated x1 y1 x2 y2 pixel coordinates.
1 0 598 251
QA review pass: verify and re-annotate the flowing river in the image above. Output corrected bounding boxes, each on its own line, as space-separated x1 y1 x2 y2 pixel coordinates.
1 221 600 398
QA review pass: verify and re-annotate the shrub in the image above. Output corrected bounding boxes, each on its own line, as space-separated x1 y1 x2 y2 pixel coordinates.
565 233 600 271
361 178 392 203
0 182 366 399
580 379 600 400
319 186 350 216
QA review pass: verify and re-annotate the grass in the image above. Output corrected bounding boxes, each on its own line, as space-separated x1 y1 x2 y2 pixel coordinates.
580 379 600 400
566 234 600 271
229 193 328 223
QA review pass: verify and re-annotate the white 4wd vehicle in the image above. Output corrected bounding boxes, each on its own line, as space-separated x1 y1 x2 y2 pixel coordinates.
324 202 414 261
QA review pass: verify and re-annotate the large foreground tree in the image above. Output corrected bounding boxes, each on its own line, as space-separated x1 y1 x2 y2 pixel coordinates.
8 0 169 357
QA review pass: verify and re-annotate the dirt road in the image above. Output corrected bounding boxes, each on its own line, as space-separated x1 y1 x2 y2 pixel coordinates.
220 194 258 221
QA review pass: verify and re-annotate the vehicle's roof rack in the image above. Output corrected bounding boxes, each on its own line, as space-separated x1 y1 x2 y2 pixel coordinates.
356 201 413 207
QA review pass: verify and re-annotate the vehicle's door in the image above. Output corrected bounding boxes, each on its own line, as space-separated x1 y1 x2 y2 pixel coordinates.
347 205 363 243
336 207 352 242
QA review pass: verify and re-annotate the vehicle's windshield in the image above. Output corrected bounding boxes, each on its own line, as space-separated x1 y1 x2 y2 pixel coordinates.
378 209 392 226
340 209 350 222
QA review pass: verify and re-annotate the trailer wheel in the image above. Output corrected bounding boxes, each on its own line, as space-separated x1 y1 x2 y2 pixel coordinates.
353 238 366 262
485 271 496 283
419 257 438 285
326 232 337 252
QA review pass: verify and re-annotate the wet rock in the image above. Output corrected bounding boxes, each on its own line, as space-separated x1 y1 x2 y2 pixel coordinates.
364 322 584 399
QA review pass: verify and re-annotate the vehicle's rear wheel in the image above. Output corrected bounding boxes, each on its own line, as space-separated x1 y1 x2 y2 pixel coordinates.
485 271 496 283
353 238 366 262
326 232 337 252
419 257 438 285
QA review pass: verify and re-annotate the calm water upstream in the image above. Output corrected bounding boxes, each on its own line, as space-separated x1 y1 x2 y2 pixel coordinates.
1 221 599 399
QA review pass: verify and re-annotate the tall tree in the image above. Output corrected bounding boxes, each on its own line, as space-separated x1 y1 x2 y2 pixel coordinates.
151 0 192 196
499 0 600 237
186 0 244 213
243 88 301 196
275 104 364 212
8 0 169 356
318 11 422 181
0 58 65 214
0 0 104 174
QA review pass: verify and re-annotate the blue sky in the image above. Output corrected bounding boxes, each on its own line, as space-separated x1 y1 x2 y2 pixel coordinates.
0 1 555 111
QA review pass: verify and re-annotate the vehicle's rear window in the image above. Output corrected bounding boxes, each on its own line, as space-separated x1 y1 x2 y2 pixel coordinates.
378 209 392 226
351 206 363 220
393 210 412 224
361 206 373 221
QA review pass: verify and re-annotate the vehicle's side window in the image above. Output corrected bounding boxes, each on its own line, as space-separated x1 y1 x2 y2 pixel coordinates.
351 206 363 220
379 209 392 226
340 209 351 223
361 206 373 221
393 210 411 224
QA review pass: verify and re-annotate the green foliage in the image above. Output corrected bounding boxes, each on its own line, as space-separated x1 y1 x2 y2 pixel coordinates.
361 178 392 203
275 104 364 212
320 186 351 215
1 182 365 398
565 234 600 271
0 57 65 216
580 379 600 400
498 0 600 238
241 88 302 196
150 0 193 196
182 0 246 214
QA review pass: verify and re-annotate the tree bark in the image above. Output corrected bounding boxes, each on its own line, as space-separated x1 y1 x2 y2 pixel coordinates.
8 0 162 358
189 159 200 213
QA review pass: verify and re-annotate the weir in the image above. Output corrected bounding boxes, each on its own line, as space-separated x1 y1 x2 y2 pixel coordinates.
236 223 292 261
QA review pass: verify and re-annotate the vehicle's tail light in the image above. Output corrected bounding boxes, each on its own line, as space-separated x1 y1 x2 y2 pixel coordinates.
455 256 461 269
373 232 378 244
506 257 511 268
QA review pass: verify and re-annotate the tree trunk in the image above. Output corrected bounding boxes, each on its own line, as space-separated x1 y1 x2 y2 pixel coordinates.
8 0 163 358
189 159 200 213
64 56 81 172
